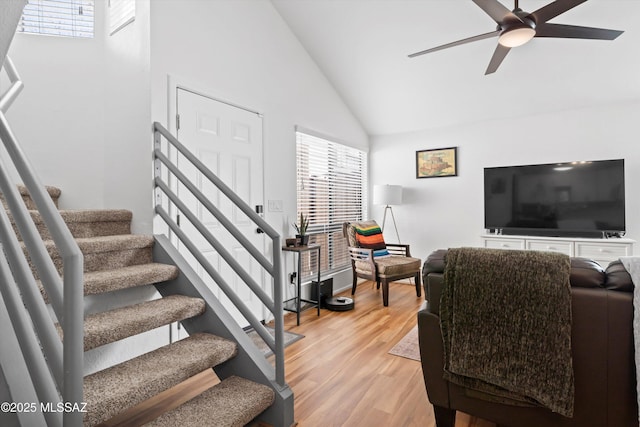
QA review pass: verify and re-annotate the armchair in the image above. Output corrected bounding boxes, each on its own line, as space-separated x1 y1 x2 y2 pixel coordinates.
343 220 422 306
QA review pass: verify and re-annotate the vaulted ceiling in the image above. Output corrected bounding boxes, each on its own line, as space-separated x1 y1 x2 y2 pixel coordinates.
272 0 640 136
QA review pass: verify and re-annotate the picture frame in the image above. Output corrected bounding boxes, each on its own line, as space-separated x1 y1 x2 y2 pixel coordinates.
416 147 458 178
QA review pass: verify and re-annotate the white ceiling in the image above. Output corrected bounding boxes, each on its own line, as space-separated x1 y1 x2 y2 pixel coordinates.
271 0 640 136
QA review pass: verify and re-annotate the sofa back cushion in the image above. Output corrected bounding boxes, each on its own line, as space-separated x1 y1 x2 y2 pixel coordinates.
570 258 606 289
423 250 631 293
605 260 634 291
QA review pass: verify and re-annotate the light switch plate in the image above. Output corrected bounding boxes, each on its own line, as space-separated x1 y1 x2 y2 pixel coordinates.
268 200 283 212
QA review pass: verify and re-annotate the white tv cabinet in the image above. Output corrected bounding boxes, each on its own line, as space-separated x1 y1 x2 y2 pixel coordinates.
481 234 635 268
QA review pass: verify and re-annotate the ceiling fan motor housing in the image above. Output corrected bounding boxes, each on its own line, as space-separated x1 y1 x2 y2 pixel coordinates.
498 11 536 47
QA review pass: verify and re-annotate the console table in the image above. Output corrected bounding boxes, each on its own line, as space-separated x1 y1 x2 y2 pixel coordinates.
481 234 635 268
281 244 321 325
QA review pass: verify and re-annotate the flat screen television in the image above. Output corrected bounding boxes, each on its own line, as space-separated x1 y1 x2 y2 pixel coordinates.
484 159 625 238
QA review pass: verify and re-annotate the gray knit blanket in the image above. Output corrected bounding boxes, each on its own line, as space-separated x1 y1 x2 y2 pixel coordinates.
441 247 574 417
619 256 640 424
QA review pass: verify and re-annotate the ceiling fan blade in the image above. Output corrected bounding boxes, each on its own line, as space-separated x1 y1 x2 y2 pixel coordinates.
535 23 624 40
472 0 523 24
485 44 511 75
529 0 588 24
408 30 500 58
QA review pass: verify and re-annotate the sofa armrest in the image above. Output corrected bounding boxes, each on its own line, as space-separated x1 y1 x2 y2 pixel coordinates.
424 249 447 274
425 273 444 316
418 307 451 408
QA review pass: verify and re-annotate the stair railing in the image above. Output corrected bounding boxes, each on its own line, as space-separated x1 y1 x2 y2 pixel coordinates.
152 122 286 387
0 56 84 427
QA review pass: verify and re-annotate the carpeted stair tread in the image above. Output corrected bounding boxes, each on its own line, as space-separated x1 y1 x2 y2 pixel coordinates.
57 295 206 351
147 376 275 427
82 262 179 294
11 209 132 240
18 184 61 199
35 209 132 238
36 234 155 275
37 263 179 302
65 234 155 253
1 184 61 210
84 333 237 427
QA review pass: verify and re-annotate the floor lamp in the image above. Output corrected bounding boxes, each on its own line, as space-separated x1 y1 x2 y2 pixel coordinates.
373 184 403 243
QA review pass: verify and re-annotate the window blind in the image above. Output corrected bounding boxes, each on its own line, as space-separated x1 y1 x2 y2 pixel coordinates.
296 130 368 277
109 0 135 36
18 0 94 38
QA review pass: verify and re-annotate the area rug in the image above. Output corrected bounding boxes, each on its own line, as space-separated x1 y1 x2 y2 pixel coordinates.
246 326 304 357
388 325 420 361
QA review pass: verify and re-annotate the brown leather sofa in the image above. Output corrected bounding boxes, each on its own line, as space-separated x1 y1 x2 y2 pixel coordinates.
418 249 638 427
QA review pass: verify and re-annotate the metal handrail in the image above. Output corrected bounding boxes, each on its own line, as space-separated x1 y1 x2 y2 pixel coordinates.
153 122 286 386
0 56 84 427
0 57 24 113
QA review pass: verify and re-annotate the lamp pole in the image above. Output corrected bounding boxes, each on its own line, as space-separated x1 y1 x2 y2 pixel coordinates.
381 204 400 243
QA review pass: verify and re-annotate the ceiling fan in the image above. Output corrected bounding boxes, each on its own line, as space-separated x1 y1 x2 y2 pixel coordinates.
408 0 623 74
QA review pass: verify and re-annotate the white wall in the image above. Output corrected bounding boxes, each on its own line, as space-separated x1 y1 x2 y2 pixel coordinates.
6 17 107 210
6 1 153 234
370 100 640 262
149 0 369 292
102 0 152 234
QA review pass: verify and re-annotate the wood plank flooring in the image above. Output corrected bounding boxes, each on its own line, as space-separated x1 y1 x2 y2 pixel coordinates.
281 280 495 427
100 280 496 426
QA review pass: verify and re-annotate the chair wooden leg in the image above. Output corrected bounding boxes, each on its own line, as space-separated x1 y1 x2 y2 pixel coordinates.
382 279 389 306
351 270 358 295
433 405 456 427
415 272 422 298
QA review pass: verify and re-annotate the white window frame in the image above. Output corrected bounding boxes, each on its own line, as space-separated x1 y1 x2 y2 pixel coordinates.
109 0 135 36
296 128 368 278
18 0 95 39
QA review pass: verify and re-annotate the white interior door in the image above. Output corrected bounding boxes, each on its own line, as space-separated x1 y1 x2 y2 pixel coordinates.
175 88 265 331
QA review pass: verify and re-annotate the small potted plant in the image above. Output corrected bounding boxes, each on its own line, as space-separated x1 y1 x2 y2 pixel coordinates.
292 212 310 246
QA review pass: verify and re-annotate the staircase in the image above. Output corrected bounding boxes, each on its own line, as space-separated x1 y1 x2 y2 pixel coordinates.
1 14 292 424
12 185 277 426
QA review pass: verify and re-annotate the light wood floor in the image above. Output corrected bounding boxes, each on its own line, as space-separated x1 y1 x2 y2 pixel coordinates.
100 281 496 426
280 281 495 427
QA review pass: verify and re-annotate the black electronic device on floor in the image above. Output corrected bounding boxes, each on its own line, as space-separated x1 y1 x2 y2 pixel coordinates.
325 296 354 311
311 278 354 311
311 278 333 308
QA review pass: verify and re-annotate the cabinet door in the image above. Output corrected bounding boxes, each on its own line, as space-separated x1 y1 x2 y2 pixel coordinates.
526 240 573 257
483 238 525 250
575 243 631 263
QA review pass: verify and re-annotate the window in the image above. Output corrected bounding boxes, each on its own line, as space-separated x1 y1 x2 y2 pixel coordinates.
18 0 94 38
296 129 368 277
109 0 135 36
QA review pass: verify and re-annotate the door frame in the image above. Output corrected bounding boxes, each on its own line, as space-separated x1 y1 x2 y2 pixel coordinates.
164 75 269 337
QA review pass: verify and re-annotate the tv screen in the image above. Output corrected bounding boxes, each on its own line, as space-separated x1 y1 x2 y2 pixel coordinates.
484 159 625 237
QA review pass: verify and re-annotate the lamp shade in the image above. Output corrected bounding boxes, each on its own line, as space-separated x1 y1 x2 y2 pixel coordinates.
373 184 403 205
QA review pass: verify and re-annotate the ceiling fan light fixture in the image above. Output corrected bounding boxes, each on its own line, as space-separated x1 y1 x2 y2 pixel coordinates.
498 26 536 48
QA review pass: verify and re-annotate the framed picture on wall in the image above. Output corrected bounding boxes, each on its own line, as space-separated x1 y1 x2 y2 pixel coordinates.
416 147 458 178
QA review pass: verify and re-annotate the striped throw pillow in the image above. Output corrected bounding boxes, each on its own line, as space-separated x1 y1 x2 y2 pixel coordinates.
354 224 389 257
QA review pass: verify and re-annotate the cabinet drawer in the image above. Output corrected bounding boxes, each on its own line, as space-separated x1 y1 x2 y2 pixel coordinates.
483 238 525 250
575 243 631 262
526 240 573 256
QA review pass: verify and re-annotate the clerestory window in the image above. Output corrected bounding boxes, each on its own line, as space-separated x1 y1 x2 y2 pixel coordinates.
18 0 94 39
